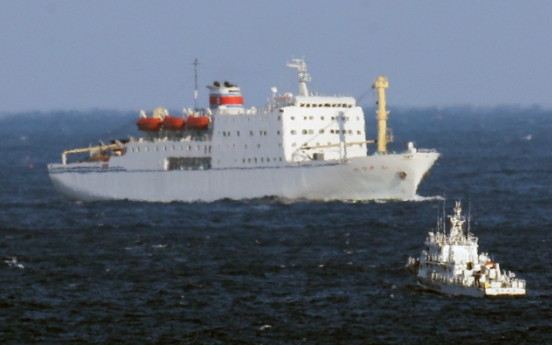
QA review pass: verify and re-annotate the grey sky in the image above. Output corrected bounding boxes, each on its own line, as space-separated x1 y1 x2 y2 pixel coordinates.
1 1 551 112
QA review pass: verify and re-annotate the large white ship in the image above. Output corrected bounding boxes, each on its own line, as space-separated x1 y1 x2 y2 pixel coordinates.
48 59 439 202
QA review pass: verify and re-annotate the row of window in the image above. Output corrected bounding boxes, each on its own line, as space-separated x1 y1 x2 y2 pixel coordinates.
290 129 362 135
130 145 212 154
242 157 284 164
290 142 365 148
299 103 353 108
221 130 279 137
289 115 358 121
219 143 278 149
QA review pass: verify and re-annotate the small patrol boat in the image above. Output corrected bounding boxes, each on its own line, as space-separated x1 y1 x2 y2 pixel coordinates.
407 201 526 297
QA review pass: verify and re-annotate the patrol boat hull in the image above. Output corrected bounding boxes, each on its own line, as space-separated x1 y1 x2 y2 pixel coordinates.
48 152 438 202
417 277 525 298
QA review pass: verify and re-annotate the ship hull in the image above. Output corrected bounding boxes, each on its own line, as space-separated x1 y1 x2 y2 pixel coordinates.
48 152 438 202
417 277 526 297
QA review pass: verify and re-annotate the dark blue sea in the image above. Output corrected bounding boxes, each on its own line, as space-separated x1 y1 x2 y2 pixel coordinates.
1 106 551 344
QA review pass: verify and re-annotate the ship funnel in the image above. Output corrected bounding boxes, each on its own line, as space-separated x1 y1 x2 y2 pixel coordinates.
372 76 393 153
207 81 244 115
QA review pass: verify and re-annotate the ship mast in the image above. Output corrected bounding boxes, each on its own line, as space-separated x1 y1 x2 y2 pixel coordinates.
192 58 200 110
287 58 311 97
372 76 393 153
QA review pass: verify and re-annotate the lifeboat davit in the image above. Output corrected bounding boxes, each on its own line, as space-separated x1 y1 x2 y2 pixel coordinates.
162 115 185 130
136 118 162 131
186 115 210 130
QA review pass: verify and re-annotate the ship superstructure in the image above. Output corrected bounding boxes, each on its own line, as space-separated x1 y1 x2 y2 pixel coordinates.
407 201 526 297
48 59 439 202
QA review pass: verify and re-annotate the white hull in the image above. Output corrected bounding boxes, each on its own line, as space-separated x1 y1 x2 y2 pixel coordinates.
417 277 525 297
48 152 438 202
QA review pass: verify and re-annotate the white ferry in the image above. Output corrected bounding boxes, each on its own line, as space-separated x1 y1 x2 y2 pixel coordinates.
48 59 439 202
407 201 526 297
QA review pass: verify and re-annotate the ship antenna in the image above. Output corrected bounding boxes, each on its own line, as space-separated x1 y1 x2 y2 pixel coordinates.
192 58 200 110
468 199 471 234
436 200 440 232
442 193 446 234
286 58 311 97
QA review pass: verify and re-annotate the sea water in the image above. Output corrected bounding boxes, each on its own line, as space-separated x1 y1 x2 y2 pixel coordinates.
0 106 551 343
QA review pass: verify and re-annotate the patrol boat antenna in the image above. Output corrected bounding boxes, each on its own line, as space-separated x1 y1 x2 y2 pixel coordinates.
287 58 311 97
192 58 200 110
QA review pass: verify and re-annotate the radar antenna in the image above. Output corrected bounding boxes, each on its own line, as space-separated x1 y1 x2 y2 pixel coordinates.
192 58 200 110
286 58 311 97
468 199 471 234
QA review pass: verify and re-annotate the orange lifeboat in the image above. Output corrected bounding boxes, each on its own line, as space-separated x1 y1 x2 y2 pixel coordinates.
163 115 185 130
186 115 210 130
136 117 162 131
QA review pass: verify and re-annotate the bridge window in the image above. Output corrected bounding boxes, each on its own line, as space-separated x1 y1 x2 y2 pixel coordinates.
302 129 307 135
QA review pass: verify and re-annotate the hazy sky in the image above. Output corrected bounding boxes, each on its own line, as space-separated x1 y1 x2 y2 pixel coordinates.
1 1 551 112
